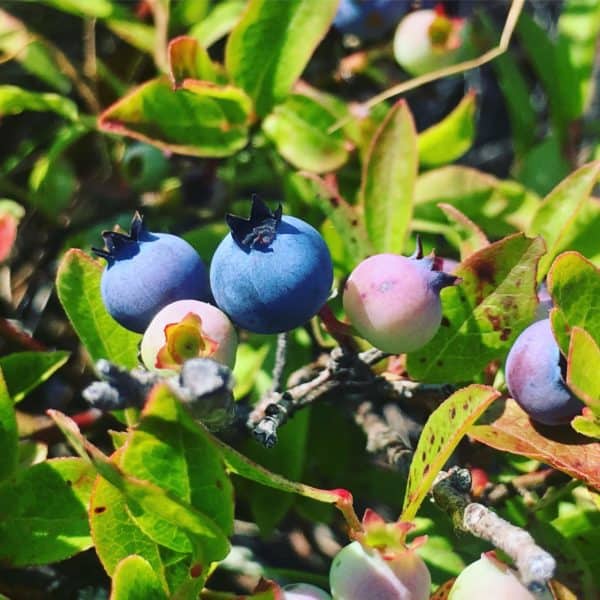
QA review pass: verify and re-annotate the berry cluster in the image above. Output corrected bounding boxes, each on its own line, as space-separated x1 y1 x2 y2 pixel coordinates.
94 199 456 376
94 199 583 429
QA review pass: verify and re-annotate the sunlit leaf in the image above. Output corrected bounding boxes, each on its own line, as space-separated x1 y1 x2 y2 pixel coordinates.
407 235 546 382
0 370 17 483
401 385 500 521
0 458 94 566
99 77 252 157
263 93 349 173
56 249 141 368
529 161 600 280
111 555 168 600
0 85 77 120
567 327 600 412
361 100 418 254
548 251 600 354
0 350 70 403
418 91 477 167
225 0 339 116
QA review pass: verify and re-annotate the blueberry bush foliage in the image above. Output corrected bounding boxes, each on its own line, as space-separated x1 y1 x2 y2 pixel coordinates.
1 0 600 598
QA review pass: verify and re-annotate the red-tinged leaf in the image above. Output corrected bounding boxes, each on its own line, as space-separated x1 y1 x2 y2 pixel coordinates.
98 77 252 157
401 385 501 521
469 399 600 490
407 234 546 383
437 202 489 260
430 579 455 599
0 214 17 262
168 36 225 87
567 327 600 412
360 100 418 254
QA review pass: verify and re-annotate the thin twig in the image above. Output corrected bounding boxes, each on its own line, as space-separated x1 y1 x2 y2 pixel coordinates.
270 332 289 394
328 0 526 133
432 469 556 594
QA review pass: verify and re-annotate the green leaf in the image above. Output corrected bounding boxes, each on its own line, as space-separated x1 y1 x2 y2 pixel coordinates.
262 93 349 173
571 415 600 439
35 0 114 18
211 430 350 505
29 156 76 216
548 251 600 354
168 36 225 86
56 249 141 368
516 12 573 137
299 172 372 265
28 124 88 217
0 370 17 483
361 100 418 254
111 555 168 600
516 134 571 197
0 350 70 403
225 0 339 116
568 327 600 412
407 235 546 383
529 161 600 280
99 77 252 157
50 402 231 564
17 441 48 469
90 469 166 580
0 9 71 93
437 203 489 260
189 0 247 48
414 166 540 239
0 85 77 120
417 91 477 167
401 385 500 521
0 458 94 566
120 385 234 557
557 0 600 118
232 343 270 400
244 409 310 534
479 15 535 156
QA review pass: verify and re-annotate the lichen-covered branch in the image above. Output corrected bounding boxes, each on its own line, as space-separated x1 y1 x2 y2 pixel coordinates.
432 469 556 594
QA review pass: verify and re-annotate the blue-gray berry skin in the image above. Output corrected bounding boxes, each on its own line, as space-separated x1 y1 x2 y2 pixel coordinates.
94 214 210 333
334 0 411 40
209 198 333 334
505 319 583 425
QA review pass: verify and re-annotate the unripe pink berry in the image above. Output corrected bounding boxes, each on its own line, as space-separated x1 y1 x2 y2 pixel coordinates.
329 541 430 600
282 583 332 599
140 299 237 374
343 250 455 354
449 554 544 600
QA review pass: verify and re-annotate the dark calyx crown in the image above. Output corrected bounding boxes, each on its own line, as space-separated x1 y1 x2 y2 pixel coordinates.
410 235 458 293
226 195 282 249
92 212 146 262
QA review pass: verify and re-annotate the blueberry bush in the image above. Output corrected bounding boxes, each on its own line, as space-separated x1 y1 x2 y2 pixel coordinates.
0 1 599 598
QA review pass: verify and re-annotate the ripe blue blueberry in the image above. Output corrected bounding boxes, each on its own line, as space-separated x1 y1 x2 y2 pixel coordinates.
333 0 411 41
209 196 333 334
93 213 210 333
505 319 583 425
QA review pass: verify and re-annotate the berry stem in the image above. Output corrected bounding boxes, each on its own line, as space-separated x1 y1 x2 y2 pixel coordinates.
318 304 358 352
